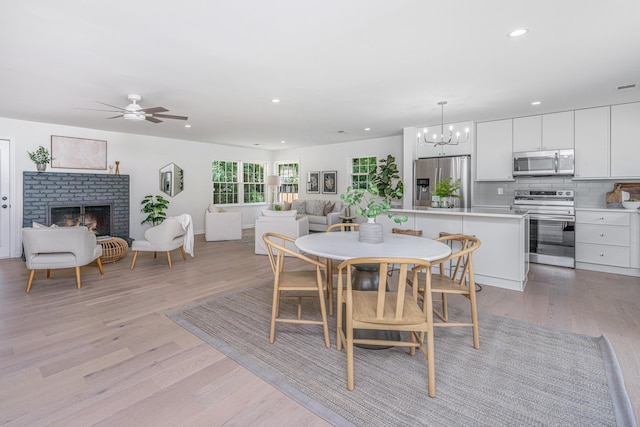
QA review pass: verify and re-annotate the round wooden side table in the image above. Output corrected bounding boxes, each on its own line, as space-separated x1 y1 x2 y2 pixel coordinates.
98 237 129 263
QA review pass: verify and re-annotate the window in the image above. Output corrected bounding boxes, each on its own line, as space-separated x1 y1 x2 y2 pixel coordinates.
350 156 377 189
276 162 299 203
212 160 266 205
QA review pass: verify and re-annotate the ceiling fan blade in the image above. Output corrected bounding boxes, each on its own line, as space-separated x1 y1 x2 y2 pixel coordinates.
96 101 127 112
74 107 122 113
146 116 163 124
107 115 124 119
153 113 189 120
141 106 169 113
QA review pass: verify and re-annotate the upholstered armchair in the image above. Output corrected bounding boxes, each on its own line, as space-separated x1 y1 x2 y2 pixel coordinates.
205 207 242 241
254 210 309 255
130 217 187 269
21 227 104 293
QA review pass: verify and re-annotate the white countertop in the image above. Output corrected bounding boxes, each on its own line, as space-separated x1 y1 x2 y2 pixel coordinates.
391 206 527 219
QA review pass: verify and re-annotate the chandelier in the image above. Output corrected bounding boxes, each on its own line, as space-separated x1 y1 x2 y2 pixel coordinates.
423 101 469 146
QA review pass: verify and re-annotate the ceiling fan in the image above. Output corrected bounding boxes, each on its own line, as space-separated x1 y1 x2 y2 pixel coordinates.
80 94 188 124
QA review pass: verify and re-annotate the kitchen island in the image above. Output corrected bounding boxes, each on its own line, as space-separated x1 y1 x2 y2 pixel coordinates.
376 206 529 291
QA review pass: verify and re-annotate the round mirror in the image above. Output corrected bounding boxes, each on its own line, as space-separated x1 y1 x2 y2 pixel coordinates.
159 163 184 197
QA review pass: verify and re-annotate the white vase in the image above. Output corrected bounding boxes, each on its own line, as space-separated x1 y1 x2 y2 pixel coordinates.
36 163 47 172
359 217 383 243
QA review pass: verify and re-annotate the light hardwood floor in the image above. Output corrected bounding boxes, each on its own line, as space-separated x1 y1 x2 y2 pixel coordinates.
1 234 638 426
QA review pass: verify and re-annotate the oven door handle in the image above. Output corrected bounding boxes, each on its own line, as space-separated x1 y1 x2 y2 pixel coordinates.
529 214 575 221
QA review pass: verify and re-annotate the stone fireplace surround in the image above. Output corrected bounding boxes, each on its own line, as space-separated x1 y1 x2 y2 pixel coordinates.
23 172 130 243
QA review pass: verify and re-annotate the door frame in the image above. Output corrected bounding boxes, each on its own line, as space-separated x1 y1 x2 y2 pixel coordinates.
0 138 16 258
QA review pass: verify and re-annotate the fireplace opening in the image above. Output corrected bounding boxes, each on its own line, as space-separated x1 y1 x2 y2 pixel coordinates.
49 204 113 236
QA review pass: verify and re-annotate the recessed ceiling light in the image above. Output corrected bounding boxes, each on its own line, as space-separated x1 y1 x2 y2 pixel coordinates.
280 140 286 144
272 98 280 103
364 128 371 131
531 101 542 106
508 28 529 38
185 124 191 128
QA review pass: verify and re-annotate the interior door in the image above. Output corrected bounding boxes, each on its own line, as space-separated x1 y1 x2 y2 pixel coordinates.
0 139 11 258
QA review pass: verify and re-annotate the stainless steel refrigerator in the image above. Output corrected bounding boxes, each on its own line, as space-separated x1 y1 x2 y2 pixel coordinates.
414 155 471 208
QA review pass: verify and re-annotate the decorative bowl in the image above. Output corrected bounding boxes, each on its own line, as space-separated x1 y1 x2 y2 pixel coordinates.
622 200 640 209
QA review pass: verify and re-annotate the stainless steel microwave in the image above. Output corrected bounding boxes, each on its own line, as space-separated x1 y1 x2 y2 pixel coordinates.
513 149 574 177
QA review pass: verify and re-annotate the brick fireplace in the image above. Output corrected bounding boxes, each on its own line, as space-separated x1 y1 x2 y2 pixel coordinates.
23 172 130 242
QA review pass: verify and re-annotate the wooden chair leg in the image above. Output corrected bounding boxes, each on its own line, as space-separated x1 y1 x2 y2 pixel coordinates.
26 270 36 293
153 251 157 259
47 269 51 278
166 251 173 268
180 246 187 261
326 259 334 316
130 251 139 270
75 266 82 289
96 257 104 275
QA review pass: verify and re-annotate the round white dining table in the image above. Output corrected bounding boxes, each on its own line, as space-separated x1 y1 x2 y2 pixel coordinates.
295 232 452 262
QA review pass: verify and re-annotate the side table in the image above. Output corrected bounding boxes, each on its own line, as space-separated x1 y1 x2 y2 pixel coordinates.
339 215 357 231
98 237 129 263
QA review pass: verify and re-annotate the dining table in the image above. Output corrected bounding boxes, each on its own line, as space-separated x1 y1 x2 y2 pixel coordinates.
295 231 452 348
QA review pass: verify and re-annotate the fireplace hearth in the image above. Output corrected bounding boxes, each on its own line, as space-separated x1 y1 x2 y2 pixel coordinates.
23 172 130 243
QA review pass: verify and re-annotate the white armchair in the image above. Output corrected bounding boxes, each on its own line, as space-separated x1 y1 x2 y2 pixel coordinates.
205 208 242 241
131 218 187 269
255 210 309 255
21 227 104 293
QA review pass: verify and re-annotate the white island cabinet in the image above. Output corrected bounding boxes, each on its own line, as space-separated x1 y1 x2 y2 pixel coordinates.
380 207 529 291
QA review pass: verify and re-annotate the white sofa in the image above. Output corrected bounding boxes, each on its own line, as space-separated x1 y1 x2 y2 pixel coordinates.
254 210 309 255
205 206 242 241
288 199 346 232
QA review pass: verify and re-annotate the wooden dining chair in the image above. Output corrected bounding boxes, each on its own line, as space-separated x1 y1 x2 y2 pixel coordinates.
324 222 360 315
335 257 436 397
425 234 482 349
263 232 330 348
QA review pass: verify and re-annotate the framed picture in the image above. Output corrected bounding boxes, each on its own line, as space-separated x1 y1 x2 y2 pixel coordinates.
307 171 320 194
322 171 337 194
51 135 107 170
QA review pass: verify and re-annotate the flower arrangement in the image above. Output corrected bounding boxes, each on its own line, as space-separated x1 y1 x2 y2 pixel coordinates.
27 146 52 165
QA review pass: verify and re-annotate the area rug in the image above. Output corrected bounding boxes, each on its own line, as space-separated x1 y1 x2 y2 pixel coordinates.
167 284 636 427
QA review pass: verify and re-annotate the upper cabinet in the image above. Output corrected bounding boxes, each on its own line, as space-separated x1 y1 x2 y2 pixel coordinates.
418 121 472 157
611 102 640 178
574 106 610 179
513 111 574 152
476 119 513 181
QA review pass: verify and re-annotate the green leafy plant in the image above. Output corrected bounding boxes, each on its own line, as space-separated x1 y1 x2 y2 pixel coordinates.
27 146 52 164
274 204 282 211
140 195 170 226
369 154 404 200
341 183 408 224
433 177 461 198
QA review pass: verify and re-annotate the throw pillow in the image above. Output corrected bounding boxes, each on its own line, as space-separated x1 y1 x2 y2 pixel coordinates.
283 201 292 211
262 209 297 217
32 222 58 228
306 200 326 216
207 204 219 213
292 200 306 215
323 202 336 215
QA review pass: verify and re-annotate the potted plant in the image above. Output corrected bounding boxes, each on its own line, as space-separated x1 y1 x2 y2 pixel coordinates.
140 195 170 226
369 154 404 203
433 177 461 208
27 146 52 172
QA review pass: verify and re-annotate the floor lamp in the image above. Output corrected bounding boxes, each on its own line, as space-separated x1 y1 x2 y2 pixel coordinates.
267 175 279 208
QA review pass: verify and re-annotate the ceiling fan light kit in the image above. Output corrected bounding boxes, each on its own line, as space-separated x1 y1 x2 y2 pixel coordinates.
81 93 188 124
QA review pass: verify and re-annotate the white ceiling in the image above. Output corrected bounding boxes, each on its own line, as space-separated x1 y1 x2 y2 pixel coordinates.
1 1 639 150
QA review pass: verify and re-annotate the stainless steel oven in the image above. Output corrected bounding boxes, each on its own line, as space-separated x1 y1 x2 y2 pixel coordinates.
513 189 575 268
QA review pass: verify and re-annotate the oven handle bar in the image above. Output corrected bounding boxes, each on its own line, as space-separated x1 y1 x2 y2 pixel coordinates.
529 214 575 221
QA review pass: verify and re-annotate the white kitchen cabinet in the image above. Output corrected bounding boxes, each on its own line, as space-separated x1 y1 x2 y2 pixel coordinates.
418 121 472 157
611 102 640 178
476 119 513 181
574 106 610 179
513 112 574 152
542 111 574 150
575 209 640 274
513 115 541 152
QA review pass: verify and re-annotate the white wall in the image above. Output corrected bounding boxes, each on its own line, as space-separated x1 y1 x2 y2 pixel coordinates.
274 135 403 202
2 117 272 257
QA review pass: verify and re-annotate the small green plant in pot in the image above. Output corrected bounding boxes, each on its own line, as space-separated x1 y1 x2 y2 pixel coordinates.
433 178 461 208
27 146 52 172
140 195 170 226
